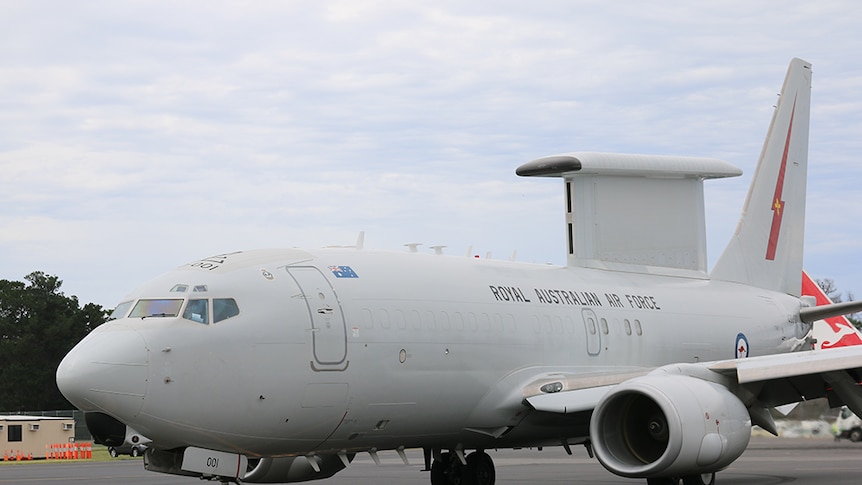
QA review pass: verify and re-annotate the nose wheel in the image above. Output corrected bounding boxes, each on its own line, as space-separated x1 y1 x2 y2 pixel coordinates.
430 451 495 485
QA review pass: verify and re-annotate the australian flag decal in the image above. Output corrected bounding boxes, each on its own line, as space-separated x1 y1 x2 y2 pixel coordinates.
329 265 358 278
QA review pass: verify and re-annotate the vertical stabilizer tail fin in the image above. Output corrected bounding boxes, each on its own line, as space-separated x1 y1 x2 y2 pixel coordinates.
711 58 812 296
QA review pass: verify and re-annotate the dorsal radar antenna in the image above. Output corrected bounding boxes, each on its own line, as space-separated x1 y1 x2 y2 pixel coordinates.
404 243 422 253
429 245 447 255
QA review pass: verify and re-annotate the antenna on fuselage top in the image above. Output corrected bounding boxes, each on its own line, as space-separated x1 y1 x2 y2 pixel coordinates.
430 245 446 255
323 231 366 249
405 243 422 253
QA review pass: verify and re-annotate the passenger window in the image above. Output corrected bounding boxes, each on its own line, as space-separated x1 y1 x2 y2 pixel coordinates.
452 312 464 331
183 299 209 324
394 309 407 330
587 317 597 335
378 309 391 329
439 312 450 331
213 299 240 323
129 299 183 318
424 311 436 330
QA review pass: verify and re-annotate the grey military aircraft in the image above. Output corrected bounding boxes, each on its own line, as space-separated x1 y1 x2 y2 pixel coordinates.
57 58 862 485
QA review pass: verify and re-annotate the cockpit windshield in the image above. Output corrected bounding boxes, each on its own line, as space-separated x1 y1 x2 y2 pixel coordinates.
129 299 183 318
181 298 240 324
183 299 209 324
108 301 133 321
213 299 240 322
115 294 240 324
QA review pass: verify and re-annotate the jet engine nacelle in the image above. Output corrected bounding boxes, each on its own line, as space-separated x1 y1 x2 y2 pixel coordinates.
243 454 354 483
589 374 751 479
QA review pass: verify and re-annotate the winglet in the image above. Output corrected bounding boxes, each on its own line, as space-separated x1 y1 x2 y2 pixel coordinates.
711 58 812 296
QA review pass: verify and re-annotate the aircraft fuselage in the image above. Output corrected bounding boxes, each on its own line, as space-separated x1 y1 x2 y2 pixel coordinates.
60 247 805 457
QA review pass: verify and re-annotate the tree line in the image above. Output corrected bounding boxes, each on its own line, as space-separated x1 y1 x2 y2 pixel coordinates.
0 272 107 411
815 277 862 327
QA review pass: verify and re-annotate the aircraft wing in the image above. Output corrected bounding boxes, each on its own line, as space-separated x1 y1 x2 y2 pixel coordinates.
709 345 862 413
524 344 862 434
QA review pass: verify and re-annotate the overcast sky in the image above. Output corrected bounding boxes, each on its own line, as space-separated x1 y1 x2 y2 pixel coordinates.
2 1 861 308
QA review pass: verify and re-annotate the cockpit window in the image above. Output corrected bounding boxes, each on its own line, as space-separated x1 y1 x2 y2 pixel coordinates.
183 299 209 324
108 301 133 321
129 299 183 318
213 299 240 323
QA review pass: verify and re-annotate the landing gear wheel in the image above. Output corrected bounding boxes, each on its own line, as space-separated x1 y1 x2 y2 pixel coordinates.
646 478 679 485
463 451 495 485
431 452 462 485
682 473 715 485
430 453 448 485
430 451 496 485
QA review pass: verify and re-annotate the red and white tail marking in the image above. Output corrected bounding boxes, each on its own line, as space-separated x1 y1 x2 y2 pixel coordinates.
802 270 862 349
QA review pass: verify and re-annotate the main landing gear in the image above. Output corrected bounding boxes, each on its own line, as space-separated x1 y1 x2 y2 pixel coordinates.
426 450 715 485
430 451 495 485
647 473 716 485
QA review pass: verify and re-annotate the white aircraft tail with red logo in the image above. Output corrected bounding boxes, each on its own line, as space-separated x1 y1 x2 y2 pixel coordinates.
711 58 812 296
802 270 862 349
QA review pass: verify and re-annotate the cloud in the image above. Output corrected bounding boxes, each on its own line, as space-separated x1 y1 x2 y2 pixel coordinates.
2 0 861 305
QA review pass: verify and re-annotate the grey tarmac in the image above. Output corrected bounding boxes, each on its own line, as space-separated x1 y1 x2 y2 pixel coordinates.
2 438 861 485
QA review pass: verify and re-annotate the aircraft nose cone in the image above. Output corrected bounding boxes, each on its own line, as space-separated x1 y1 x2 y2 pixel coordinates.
56 325 149 420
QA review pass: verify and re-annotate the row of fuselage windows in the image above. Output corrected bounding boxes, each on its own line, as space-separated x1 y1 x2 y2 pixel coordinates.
110 298 240 325
359 308 644 337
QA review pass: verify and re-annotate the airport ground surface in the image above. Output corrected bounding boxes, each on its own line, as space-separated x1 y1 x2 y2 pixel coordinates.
2 437 861 484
